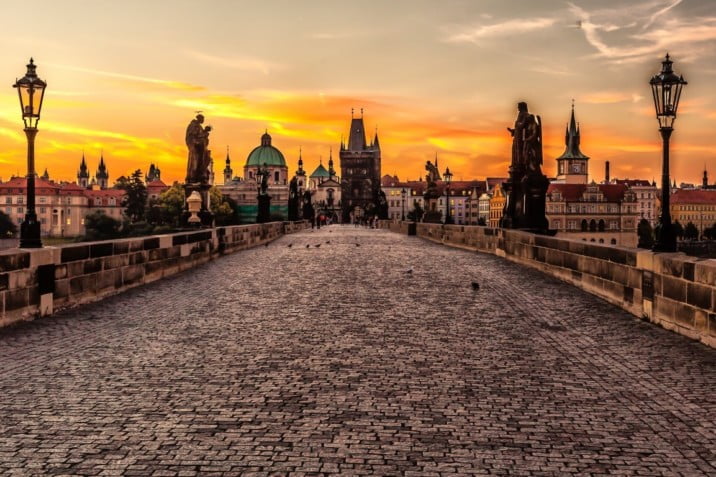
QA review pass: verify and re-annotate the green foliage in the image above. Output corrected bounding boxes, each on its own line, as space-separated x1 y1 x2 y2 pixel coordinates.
0 210 17 238
684 221 699 241
115 170 148 222
147 183 185 227
84 211 122 241
407 200 425 222
210 186 239 226
637 218 654 249
704 223 716 240
477 217 487 226
673 220 684 239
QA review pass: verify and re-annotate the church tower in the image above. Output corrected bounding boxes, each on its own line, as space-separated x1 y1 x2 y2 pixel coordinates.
77 153 90 188
703 167 709 188
339 109 381 222
555 103 589 184
95 153 109 189
223 147 233 184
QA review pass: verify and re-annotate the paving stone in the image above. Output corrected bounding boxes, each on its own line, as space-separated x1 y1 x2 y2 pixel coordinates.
0 225 714 474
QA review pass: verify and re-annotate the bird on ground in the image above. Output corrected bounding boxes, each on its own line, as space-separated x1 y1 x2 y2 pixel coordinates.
315 244 321 248
264 242 269 247
326 240 331 244
471 281 480 291
355 243 360 247
306 244 310 248
287 243 293 248
406 267 413 274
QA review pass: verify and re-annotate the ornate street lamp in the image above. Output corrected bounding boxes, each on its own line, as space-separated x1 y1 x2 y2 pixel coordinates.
401 187 406 221
13 58 46 248
650 53 687 252
443 167 453 225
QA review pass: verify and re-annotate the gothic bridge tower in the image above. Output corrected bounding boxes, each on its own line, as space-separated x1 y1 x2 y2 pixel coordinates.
339 109 381 222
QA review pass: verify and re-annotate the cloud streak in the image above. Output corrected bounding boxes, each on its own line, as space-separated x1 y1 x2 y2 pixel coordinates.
446 17 556 43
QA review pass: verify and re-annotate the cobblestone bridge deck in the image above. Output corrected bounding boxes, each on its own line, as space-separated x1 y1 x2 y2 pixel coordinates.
1 226 714 476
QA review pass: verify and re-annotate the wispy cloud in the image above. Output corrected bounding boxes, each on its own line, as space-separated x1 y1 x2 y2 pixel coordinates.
569 0 716 64
185 50 283 75
581 91 644 104
446 17 556 43
50 63 205 91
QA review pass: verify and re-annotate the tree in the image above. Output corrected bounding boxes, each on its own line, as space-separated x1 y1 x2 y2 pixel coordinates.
407 200 424 222
147 182 185 227
477 217 487 226
704 223 716 240
115 170 147 222
84 211 121 240
0 210 17 238
210 186 239 226
673 220 684 240
684 221 699 241
637 218 654 249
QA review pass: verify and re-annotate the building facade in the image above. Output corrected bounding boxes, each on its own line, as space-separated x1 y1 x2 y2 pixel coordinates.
670 189 716 237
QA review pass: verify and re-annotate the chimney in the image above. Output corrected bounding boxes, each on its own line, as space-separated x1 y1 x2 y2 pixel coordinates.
605 161 610 183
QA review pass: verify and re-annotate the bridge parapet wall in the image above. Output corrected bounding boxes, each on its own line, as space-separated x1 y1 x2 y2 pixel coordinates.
379 220 715 348
0 221 308 328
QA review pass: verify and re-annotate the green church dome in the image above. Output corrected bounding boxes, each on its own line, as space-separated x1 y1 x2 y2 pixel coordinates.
246 132 286 167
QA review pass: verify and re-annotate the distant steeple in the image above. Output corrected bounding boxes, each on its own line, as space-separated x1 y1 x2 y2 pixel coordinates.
296 147 305 177
223 146 233 183
78 152 89 188
328 147 335 177
703 167 708 188
556 102 589 184
41 168 49 180
373 127 380 150
96 151 109 189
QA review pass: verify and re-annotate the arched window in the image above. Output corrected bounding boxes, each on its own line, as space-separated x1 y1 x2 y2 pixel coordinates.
598 238 604 243
598 219 605 232
610 238 617 245
581 219 588 231
589 219 597 232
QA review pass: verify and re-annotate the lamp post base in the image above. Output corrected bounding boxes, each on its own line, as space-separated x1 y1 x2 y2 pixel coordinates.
19 215 42 248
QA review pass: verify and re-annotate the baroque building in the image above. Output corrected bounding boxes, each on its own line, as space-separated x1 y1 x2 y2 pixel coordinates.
339 110 381 222
219 131 289 223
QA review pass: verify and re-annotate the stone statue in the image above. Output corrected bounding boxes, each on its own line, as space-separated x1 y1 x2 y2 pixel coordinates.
185 114 212 184
507 102 530 168
502 101 549 231
425 160 441 184
258 164 269 195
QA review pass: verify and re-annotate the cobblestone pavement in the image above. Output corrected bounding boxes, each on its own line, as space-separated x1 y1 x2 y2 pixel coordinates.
1 226 715 476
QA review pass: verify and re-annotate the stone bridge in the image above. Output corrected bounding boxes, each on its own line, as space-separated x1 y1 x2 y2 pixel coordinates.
0 226 714 475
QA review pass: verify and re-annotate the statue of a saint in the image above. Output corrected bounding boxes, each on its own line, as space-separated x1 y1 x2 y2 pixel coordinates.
258 164 269 195
185 114 211 184
507 102 530 168
425 160 441 184
522 114 543 174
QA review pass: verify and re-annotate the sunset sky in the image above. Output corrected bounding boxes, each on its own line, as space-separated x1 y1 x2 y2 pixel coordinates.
0 0 714 185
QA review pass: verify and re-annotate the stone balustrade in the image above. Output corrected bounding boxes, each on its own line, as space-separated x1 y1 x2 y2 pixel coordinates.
380 221 716 348
0 221 308 328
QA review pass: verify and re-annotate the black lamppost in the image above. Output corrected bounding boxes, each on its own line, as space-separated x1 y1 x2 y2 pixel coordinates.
401 187 406 221
650 54 687 252
443 167 453 225
14 58 46 248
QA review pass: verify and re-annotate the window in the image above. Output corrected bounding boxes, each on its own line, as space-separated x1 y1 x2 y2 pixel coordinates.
17 197 23 204
40 207 46 214
39 197 46 203
17 207 23 213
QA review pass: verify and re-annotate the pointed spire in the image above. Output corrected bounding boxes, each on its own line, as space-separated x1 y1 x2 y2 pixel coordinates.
373 126 380 149
557 102 589 160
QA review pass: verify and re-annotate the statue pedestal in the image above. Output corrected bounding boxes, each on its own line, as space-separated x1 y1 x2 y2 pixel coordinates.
257 194 271 223
501 166 549 233
183 183 214 227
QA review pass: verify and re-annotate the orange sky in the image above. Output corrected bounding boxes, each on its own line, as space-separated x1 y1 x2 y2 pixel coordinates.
0 0 714 186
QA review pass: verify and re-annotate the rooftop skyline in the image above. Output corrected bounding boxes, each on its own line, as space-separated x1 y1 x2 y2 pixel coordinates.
0 0 714 185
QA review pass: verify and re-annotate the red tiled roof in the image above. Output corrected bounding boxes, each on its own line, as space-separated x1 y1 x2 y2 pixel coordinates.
85 189 125 198
614 179 653 187
147 180 167 188
548 183 629 202
0 176 61 192
671 189 716 205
